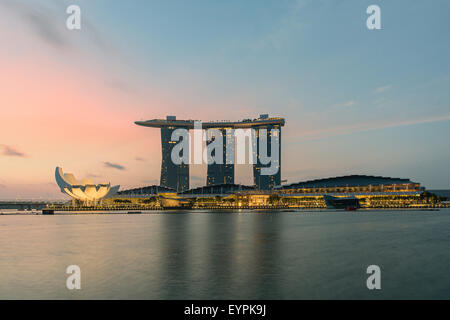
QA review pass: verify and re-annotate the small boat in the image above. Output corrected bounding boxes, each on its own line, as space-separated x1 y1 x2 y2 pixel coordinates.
127 211 141 214
42 209 55 215
345 206 358 211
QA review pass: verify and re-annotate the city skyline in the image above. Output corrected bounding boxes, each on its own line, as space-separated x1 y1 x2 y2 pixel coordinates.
1 0 450 199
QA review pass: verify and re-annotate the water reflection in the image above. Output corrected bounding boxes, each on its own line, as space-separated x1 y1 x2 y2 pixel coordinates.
246 212 282 299
157 212 193 299
156 211 283 299
1 210 449 299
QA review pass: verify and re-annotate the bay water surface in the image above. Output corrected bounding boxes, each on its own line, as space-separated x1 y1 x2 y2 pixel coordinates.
0 209 449 299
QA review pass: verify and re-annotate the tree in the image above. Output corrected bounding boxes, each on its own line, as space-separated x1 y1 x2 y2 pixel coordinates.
269 194 280 204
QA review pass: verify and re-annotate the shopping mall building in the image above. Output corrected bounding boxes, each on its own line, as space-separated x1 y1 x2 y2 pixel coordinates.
108 174 445 209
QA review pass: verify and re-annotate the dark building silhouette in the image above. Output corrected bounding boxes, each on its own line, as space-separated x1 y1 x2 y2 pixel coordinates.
179 183 256 195
253 115 282 189
206 128 234 186
135 114 285 191
160 117 189 192
276 175 419 191
118 185 176 195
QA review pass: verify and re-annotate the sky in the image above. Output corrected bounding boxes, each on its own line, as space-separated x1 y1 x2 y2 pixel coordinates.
0 0 449 199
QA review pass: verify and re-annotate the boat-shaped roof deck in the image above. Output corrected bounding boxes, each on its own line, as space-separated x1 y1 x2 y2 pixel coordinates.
135 117 285 129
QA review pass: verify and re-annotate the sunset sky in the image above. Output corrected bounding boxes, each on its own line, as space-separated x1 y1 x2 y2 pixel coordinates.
1 0 449 199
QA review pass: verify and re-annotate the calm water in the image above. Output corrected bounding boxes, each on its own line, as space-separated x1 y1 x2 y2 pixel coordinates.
0 209 449 299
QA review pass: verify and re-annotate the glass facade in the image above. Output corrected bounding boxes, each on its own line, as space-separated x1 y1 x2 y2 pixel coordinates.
206 128 235 186
253 124 281 190
160 126 189 192
136 114 285 191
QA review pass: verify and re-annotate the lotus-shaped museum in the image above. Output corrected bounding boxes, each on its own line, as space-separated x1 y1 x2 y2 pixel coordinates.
55 167 119 205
